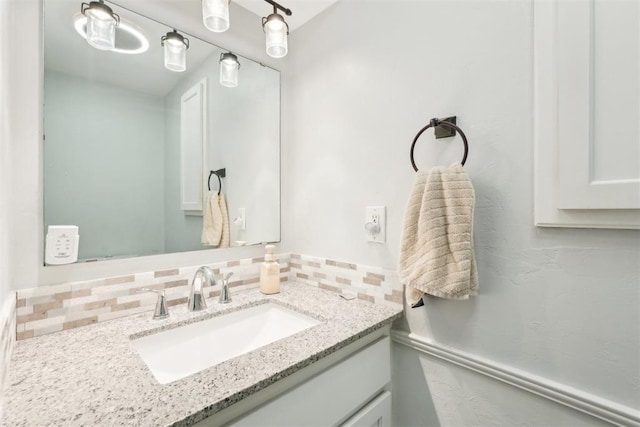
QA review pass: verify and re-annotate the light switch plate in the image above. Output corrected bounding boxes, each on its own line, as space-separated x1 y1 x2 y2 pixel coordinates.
365 206 386 243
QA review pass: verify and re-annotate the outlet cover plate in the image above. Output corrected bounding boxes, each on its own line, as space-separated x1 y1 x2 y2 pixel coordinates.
365 206 386 243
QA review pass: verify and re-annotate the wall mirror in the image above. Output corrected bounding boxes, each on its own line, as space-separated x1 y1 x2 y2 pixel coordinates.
43 0 280 263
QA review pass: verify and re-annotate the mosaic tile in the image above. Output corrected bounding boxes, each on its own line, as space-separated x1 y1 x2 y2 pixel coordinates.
154 269 179 278
14 252 400 340
0 294 16 394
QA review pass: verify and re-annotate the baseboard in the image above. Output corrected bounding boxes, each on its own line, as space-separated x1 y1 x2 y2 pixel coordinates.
391 330 640 427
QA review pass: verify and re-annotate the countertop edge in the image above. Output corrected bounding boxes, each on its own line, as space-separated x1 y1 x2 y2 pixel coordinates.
173 311 402 426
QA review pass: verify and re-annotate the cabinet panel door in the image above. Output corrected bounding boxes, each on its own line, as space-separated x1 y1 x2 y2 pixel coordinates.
341 391 391 427
180 78 207 212
556 0 639 209
534 0 640 228
231 337 391 427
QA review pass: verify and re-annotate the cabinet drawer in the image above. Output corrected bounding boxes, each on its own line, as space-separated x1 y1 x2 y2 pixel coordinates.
341 391 392 427
231 336 391 426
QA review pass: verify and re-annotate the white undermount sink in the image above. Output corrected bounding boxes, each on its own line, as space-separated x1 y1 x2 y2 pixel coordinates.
131 302 321 384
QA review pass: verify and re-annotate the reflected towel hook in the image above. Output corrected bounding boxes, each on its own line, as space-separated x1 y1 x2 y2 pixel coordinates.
208 168 226 195
410 117 469 171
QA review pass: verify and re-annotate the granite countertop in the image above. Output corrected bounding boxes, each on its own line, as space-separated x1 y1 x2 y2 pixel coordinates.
1 282 402 426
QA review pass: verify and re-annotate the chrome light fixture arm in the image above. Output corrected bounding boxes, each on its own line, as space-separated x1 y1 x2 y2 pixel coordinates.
262 0 292 16
81 0 120 26
161 29 189 50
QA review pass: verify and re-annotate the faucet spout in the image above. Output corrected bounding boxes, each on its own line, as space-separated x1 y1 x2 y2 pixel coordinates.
188 266 216 311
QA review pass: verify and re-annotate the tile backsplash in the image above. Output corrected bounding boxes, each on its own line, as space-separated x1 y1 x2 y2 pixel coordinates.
0 293 16 393
15 253 402 340
289 254 403 305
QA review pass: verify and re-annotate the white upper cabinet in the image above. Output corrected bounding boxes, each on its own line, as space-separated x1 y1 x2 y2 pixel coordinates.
535 0 640 228
180 78 208 213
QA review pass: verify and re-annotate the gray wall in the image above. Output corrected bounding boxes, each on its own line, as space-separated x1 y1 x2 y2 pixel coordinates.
283 0 640 422
44 70 166 260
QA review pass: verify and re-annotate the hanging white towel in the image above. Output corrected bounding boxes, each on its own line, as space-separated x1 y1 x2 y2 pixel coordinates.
201 192 223 246
218 193 230 248
398 162 478 304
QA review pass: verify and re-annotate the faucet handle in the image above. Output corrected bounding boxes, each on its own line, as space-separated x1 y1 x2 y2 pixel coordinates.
138 288 170 320
218 272 233 304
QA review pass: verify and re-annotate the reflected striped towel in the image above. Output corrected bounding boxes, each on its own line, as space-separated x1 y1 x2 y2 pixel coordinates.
398 162 478 305
218 193 229 248
201 192 229 248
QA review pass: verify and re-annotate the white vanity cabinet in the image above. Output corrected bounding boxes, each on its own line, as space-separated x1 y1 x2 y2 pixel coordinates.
197 332 392 427
230 336 391 427
341 390 391 427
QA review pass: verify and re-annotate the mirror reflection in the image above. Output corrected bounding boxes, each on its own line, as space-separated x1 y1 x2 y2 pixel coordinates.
43 0 280 263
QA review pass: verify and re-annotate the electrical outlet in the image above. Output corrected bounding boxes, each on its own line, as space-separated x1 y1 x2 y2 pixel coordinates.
234 208 246 231
365 206 386 243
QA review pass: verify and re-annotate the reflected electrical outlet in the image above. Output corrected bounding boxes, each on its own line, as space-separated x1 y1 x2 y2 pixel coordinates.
234 208 246 231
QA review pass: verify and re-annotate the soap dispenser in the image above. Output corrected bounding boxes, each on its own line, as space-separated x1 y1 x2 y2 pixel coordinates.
260 244 280 294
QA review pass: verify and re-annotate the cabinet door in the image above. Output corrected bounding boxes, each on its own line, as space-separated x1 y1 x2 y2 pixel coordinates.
534 0 640 228
230 337 391 427
180 78 208 212
556 0 639 209
341 391 391 427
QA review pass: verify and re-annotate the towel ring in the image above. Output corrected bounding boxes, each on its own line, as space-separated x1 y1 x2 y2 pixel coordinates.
207 168 226 195
410 118 469 171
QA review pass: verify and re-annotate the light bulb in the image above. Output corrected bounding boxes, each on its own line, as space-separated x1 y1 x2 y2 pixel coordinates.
162 30 189 72
219 52 240 87
82 1 119 50
263 13 288 58
202 0 230 32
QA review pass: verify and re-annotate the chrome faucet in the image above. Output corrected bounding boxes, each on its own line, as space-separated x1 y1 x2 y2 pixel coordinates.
218 272 233 304
138 288 169 320
188 266 217 311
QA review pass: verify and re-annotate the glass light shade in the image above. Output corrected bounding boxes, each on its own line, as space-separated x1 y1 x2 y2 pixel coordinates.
83 1 118 50
219 53 240 87
202 0 230 32
263 13 288 58
73 13 149 55
162 32 188 72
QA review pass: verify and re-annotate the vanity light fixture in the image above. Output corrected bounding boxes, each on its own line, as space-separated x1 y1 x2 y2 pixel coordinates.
161 30 190 72
262 0 292 58
80 0 120 50
202 0 230 33
73 12 149 54
219 52 240 87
